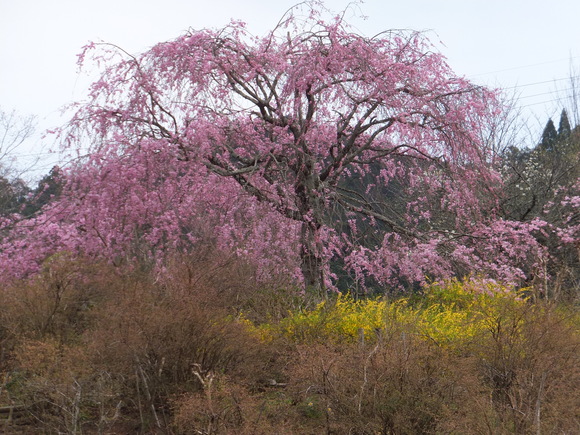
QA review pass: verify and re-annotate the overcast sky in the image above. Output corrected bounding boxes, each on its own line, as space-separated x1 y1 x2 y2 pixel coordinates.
1 0 579 179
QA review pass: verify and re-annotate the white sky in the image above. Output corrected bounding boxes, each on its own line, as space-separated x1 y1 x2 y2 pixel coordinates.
1 0 579 179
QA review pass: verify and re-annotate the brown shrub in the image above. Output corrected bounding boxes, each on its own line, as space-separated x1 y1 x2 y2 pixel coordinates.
0 253 118 343
160 249 310 324
77 260 280 432
2 251 282 433
1 251 579 434
9 338 112 434
283 324 473 434
466 301 580 434
171 373 299 435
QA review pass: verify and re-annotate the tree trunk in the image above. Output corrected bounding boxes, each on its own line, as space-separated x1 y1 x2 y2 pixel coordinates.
295 166 325 291
299 220 325 291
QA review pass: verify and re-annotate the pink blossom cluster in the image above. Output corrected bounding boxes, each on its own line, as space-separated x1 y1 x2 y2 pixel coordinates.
0 139 301 284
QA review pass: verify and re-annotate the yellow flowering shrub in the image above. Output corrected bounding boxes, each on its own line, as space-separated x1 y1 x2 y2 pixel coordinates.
244 278 546 350
411 278 530 348
276 295 389 342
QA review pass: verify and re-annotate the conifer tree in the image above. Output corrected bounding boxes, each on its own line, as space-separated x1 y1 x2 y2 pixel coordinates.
540 118 558 151
558 108 572 140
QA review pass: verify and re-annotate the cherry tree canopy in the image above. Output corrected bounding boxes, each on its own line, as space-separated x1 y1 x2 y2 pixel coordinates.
0 8 558 290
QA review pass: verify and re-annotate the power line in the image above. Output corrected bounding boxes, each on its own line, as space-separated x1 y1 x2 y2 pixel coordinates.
502 75 580 91
518 87 575 100
9 152 59 157
469 56 579 78
520 97 567 109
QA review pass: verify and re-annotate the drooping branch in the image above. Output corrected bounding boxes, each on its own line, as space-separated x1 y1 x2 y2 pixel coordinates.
42 11 538 291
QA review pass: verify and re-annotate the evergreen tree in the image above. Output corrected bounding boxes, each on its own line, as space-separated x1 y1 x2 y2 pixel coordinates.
22 166 64 216
558 108 572 140
0 176 30 216
540 118 558 151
